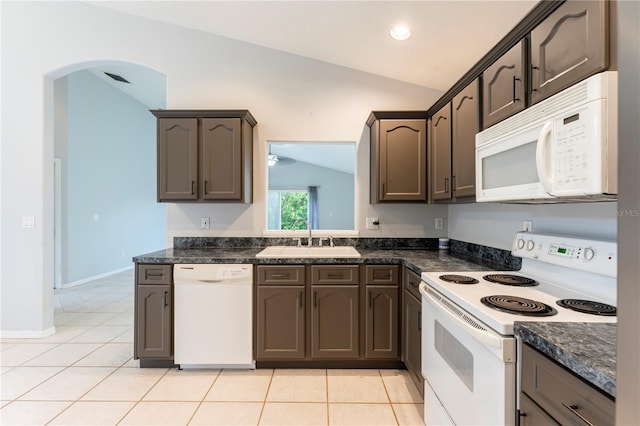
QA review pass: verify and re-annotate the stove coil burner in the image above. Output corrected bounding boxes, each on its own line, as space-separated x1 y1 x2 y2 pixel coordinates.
483 274 538 287
481 295 557 316
557 299 617 316
438 274 479 285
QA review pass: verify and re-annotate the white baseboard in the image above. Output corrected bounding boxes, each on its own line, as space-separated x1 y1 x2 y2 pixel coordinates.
60 265 134 289
1 326 56 339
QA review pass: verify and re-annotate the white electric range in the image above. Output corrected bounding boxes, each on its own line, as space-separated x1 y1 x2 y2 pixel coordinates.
419 232 617 426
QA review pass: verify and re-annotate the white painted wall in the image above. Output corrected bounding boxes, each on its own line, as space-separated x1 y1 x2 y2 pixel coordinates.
56 70 166 285
448 202 618 250
0 2 444 335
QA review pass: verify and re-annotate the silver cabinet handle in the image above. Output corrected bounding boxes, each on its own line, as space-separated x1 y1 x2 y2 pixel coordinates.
513 76 521 102
163 291 168 307
561 402 596 426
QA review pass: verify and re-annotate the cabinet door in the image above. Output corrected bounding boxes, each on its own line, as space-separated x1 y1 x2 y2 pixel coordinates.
482 40 526 128
452 80 480 199
311 286 359 359
256 286 305 359
403 290 422 394
430 104 452 201
201 118 242 200
519 394 559 426
158 118 198 201
135 285 172 359
378 119 427 201
530 0 608 104
365 286 399 359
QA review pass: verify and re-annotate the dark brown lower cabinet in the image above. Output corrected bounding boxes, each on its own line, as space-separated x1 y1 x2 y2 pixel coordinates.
135 284 172 359
365 286 399 359
519 394 559 425
403 289 422 393
311 285 359 359
256 286 305 359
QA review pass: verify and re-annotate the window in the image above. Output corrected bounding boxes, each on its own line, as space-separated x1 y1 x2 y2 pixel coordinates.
266 142 355 231
268 190 309 230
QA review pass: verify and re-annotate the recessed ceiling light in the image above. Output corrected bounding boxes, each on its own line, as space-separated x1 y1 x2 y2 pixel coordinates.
390 25 411 41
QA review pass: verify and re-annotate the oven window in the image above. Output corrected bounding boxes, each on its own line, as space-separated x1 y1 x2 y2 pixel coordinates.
482 141 538 189
435 320 474 391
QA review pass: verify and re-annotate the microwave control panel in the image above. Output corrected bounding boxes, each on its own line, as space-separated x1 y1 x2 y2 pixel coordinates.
552 101 604 193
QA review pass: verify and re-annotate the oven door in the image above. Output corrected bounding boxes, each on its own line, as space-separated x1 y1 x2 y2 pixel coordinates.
420 284 516 426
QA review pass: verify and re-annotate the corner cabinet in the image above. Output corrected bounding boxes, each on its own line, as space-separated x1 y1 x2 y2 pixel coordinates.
530 0 609 104
430 79 479 202
368 111 428 203
134 264 174 366
151 110 256 203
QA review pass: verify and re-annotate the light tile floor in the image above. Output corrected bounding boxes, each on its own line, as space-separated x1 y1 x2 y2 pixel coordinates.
1 269 424 425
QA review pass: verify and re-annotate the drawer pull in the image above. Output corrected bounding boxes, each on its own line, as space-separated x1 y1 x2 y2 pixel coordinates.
562 402 596 426
327 273 344 279
374 272 391 279
408 279 418 288
146 272 164 277
271 273 289 279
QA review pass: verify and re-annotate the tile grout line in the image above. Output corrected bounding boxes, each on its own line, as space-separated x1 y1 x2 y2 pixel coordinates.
185 367 223 425
256 368 276 425
113 365 172 425
378 369 401 426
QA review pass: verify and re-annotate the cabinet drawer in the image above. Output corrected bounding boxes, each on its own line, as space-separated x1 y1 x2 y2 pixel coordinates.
137 264 172 285
521 344 614 426
403 268 422 299
311 265 359 285
256 265 306 285
365 265 399 285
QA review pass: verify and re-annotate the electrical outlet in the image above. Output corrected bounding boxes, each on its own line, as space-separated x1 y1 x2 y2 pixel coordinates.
435 217 444 229
201 217 210 230
523 220 533 232
366 217 379 230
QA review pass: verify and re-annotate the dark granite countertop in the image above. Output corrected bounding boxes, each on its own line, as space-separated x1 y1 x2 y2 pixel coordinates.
515 322 616 398
132 246 517 275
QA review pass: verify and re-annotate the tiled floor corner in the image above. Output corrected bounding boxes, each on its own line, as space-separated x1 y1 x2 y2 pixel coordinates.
0 269 423 425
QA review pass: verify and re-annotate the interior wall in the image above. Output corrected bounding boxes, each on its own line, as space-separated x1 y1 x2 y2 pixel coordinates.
448 202 617 250
268 161 354 230
0 1 444 334
58 70 166 285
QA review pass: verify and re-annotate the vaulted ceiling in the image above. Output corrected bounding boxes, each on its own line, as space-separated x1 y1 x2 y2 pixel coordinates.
92 1 537 91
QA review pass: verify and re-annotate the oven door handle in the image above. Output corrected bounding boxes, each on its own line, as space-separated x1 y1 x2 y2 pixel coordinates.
420 283 504 351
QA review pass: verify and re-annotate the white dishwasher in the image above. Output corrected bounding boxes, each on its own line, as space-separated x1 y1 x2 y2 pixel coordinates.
174 264 254 369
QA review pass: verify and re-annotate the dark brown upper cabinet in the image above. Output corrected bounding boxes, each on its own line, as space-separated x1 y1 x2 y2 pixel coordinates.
151 110 256 203
482 40 526 129
430 79 480 203
530 0 609 104
451 80 480 199
430 103 451 201
368 111 428 203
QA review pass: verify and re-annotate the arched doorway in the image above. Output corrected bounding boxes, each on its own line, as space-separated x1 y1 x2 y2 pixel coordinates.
46 60 167 315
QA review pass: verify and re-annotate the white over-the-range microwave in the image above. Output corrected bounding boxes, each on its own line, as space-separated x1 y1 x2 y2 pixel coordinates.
476 71 618 203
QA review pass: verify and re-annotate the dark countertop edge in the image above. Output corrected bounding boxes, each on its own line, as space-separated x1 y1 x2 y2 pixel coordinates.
132 247 519 276
514 322 616 399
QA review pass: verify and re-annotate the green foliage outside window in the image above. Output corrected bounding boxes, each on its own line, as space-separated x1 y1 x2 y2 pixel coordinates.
280 192 308 230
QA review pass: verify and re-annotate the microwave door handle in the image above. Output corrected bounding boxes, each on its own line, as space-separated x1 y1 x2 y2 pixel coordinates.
536 121 553 194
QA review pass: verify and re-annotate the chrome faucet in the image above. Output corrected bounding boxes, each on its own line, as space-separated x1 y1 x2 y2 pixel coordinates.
291 218 312 246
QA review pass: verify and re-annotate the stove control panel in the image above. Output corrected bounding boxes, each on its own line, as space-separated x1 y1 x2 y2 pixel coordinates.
512 232 616 277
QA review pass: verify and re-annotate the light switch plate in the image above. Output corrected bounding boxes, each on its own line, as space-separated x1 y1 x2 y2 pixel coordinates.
22 216 35 228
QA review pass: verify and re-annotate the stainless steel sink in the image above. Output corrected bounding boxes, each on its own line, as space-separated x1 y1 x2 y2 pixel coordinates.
255 246 361 258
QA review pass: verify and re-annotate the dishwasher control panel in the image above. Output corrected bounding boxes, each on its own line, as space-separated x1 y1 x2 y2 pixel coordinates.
215 266 252 280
